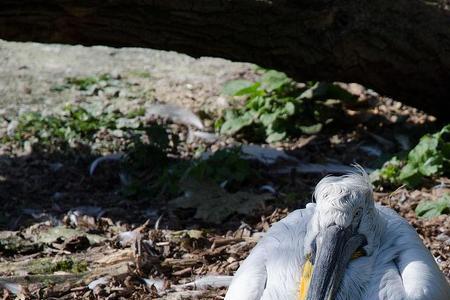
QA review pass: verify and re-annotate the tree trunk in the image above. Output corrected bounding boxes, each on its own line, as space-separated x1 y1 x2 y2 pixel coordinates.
1 0 449 120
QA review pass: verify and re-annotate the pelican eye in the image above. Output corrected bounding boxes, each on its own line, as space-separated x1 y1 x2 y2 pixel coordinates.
351 247 366 260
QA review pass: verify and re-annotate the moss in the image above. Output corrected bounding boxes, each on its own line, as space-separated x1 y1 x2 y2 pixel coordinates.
127 107 146 118
0 236 42 256
66 74 111 90
128 70 151 78
29 258 88 275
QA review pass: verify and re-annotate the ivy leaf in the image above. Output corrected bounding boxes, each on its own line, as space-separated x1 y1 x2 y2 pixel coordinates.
299 123 322 135
222 80 256 96
260 112 279 127
220 112 254 135
398 165 422 187
419 156 442 176
218 70 348 143
299 82 355 102
266 131 286 143
260 70 292 91
234 83 262 96
299 82 330 100
284 102 296 116
376 123 450 187
415 194 450 218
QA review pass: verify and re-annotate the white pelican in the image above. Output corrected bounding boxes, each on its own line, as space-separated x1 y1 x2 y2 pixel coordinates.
225 171 450 299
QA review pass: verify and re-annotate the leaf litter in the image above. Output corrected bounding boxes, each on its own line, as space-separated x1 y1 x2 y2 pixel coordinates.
0 42 449 299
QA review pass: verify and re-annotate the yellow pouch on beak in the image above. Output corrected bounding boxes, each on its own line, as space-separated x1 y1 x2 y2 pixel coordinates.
297 247 365 300
298 259 313 300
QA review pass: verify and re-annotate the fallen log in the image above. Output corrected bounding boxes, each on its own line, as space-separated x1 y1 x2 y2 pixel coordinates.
1 0 449 119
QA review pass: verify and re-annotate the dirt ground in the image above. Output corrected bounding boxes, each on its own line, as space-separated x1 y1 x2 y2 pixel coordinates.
0 39 448 299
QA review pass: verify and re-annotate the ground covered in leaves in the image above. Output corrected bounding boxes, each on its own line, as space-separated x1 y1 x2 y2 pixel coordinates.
0 39 449 299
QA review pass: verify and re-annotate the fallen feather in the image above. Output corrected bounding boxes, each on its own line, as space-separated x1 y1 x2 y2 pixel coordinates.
154 214 164 230
89 153 124 176
201 145 367 177
67 206 105 227
219 180 228 189
6 120 19 136
259 184 277 195
190 131 219 143
394 133 411 151
161 290 208 299
0 280 24 296
240 145 298 164
274 163 371 175
368 132 395 149
359 145 382 157
88 277 109 290
117 230 141 247
69 206 104 218
21 208 59 225
200 145 297 164
49 162 64 172
174 275 233 290
146 104 204 129
119 172 132 186
142 277 165 292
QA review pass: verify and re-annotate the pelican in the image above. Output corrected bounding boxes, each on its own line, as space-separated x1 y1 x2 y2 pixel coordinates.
225 171 450 299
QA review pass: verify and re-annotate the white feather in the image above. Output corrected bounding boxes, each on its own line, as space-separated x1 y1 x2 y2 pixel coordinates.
146 104 204 129
89 153 123 176
0 280 23 295
176 275 233 290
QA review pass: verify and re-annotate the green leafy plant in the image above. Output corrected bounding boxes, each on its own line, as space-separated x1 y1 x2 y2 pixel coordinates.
6 103 256 201
370 156 403 186
30 258 88 274
217 70 355 143
188 147 255 187
50 72 155 101
6 105 126 148
415 194 450 218
373 125 450 187
127 107 146 118
128 70 151 78
119 125 178 198
122 141 256 199
66 74 111 91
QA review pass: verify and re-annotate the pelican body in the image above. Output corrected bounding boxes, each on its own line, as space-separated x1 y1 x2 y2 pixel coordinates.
225 172 450 300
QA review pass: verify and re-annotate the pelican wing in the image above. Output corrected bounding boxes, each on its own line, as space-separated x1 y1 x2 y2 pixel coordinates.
225 205 316 300
368 206 450 300
224 240 268 300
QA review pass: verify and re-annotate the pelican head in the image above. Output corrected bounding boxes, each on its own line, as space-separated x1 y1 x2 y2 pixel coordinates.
301 171 385 300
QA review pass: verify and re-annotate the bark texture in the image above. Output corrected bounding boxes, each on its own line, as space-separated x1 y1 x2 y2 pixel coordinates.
1 0 450 119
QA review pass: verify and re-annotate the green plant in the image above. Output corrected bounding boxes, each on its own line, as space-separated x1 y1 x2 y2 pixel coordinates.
122 137 256 199
370 156 403 186
128 70 151 78
217 70 355 143
30 258 88 274
188 147 255 186
415 194 450 218
123 125 170 173
120 125 176 198
127 107 146 118
5 105 127 149
66 74 111 91
373 125 450 187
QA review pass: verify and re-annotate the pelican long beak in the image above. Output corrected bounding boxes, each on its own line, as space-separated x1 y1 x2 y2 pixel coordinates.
304 225 366 300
